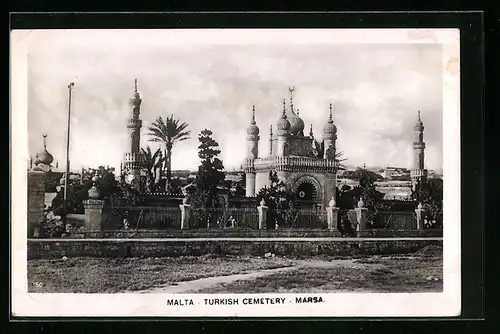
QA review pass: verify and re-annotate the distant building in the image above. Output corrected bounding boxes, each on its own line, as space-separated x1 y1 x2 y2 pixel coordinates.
381 167 411 180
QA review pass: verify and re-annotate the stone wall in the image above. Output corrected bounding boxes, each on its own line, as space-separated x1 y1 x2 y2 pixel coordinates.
28 238 442 259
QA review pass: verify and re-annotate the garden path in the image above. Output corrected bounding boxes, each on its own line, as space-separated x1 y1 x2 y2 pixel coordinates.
135 258 378 294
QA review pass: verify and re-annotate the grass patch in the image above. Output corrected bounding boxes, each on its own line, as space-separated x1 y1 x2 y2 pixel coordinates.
196 255 443 293
27 255 293 293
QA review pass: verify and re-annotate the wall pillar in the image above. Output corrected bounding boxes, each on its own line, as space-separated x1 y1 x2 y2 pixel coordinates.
83 199 105 231
355 198 368 235
257 199 268 230
245 172 256 197
415 202 425 230
27 170 46 238
179 203 192 230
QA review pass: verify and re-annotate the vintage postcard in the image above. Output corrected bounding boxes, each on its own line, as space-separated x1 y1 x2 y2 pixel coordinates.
11 28 460 317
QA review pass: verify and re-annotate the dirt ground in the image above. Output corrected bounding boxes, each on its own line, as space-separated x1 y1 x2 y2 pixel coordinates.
27 245 442 293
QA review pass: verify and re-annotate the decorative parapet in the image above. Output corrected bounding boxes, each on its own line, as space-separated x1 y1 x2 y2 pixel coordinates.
127 118 143 128
122 152 144 171
412 141 426 150
243 156 339 173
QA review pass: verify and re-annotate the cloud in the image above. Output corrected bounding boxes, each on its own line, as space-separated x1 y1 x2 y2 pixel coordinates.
27 31 443 173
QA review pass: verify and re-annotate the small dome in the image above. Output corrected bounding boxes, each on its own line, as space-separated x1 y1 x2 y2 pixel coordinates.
34 135 54 166
414 110 424 130
323 103 337 137
128 79 142 108
247 106 260 136
34 150 54 166
276 100 291 132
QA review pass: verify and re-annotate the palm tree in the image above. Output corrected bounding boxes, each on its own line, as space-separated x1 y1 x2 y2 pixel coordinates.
140 146 164 192
147 115 191 191
313 139 347 169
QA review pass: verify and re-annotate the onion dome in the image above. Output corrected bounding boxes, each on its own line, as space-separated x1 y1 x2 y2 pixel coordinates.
323 103 337 137
128 79 142 108
276 99 291 132
288 108 305 135
246 105 260 136
414 110 424 131
34 134 54 166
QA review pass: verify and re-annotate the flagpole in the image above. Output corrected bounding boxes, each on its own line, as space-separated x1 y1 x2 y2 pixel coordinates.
64 82 75 215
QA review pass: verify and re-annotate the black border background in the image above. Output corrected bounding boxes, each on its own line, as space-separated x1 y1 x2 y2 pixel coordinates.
8 11 487 333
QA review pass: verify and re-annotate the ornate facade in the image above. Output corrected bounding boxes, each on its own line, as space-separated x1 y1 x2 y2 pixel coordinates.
243 88 339 210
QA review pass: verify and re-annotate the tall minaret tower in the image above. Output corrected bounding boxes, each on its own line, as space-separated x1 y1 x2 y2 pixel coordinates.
276 99 291 157
411 110 428 189
323 103 337 159
245 105 260 197
123 79 143 188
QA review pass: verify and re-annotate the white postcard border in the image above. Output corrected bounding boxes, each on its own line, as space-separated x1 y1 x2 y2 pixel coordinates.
11 28 461 317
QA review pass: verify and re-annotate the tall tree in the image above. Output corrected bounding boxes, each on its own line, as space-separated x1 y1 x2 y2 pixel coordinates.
411 178 443 226
190 129 226 227
147 115 191 191
256 171 298 228
140 146 164 192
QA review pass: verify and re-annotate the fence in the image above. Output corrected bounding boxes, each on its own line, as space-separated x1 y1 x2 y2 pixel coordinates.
274 209 327 229
375 211 417 230
111 206 181 229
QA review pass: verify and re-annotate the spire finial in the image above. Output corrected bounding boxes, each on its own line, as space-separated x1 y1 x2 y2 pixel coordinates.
251 105 256 125
309 124 314 137
329 103 333 122
270 124 273 135
418 110 421 121
288 86 295 112
42 134 47 149
282 98 286 117
134 79 138 92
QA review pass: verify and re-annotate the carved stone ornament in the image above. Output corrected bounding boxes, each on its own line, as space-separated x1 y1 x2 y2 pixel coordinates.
329 196 336 207
260 198 266 207
357 198 365 208
88 185 100 199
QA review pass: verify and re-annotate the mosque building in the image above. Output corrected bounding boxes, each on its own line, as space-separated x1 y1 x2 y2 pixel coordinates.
243 87 340 210
242 88 429 209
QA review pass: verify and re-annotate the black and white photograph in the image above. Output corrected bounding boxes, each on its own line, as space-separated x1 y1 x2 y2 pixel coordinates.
11 28 461 317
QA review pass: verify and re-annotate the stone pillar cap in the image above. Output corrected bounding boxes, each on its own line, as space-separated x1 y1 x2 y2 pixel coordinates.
259 198 266 207
417 202 423 209
328 196 336 207
357 198 365 208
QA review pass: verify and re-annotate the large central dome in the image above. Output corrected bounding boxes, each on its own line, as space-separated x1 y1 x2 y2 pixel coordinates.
288 108 305 135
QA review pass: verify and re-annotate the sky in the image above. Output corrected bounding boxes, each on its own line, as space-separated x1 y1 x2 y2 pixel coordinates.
24 29 444 173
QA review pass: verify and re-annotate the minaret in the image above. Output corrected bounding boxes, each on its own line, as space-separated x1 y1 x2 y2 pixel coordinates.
123 79 143 188
411 110 428 188
323 103 337 159
245 105 260 197
276 99 291 156
247 105 260 159
128 79 142 153
268 125 273 156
